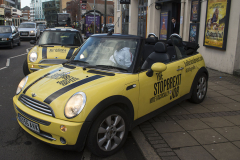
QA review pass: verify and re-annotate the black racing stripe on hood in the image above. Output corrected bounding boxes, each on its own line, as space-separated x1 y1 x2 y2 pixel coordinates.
23 67 63 94
66 48 75 59
42 47 47 59
44 75 104 104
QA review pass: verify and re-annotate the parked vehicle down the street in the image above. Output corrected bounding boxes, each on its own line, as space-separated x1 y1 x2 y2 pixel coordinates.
23 27 83 76
37 24 46 35
18 22 40 40
0 25 20 49
13 33 208 157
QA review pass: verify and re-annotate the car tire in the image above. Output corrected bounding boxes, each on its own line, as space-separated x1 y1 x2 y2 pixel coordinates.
9 41 13 49
23 58 30 76
87 106 129 157
18 40 21 46
189 73 208 104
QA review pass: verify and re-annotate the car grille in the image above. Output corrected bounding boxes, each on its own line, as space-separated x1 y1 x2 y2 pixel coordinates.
19 95 55 117
39 59 68 64
20 31 29 36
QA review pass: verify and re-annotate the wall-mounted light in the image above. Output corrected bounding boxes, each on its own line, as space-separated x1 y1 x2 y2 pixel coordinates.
155 2 161 10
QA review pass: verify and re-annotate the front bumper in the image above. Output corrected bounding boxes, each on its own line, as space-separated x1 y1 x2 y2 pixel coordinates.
13 96 83 146
0 41 11 47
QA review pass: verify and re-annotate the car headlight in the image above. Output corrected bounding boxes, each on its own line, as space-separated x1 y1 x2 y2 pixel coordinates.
29 52 38 62
2 38 9 41
30 30 35 33
64 92 86 118
16 76 28 95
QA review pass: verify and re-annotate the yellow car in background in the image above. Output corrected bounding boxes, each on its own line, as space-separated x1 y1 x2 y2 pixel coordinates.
14 34 208 157
23 28 83 75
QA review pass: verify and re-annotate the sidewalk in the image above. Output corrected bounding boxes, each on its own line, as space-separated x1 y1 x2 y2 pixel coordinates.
132 68 240 160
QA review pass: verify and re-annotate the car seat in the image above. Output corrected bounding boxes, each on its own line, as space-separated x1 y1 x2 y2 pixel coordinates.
141 42 170 70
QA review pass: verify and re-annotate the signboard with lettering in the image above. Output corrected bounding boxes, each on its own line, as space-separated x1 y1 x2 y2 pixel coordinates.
82 4 86 10
0 8 4 15
120 0 130 4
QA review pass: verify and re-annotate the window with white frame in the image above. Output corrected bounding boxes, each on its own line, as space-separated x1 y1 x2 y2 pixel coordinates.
117 0 120 11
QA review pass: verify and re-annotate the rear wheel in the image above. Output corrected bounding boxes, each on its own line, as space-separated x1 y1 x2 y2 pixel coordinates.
23 58 30 76
87 106 129 157
189 73 208 103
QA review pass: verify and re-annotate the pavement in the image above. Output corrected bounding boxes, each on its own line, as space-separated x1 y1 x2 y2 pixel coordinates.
132 68 240 160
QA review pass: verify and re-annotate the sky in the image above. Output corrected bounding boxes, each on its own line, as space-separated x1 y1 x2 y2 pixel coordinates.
21 0 31 8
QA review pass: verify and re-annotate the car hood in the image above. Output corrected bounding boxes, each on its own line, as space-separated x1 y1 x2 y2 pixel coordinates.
18 28 35 31
0 33 12 38
30 45 79 61
22 66 127 118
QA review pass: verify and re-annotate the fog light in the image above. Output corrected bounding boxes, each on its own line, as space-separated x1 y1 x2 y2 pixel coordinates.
60 137 66 144
60 125 67 132
31 65 34 68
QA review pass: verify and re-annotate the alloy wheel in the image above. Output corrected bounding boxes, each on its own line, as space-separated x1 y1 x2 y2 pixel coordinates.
97 114 125 151
197 76 207 100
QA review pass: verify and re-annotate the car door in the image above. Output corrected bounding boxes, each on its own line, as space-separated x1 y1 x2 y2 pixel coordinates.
138 59 185 118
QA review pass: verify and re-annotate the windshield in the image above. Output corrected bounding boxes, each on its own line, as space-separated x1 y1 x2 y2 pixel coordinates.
0 26 11 33
19 23 35 28
71 37 138 71
38 31 82 46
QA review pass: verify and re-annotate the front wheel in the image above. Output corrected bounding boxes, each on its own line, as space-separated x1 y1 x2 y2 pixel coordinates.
87 106 129 157
189 73 208 103
9 41 13 49
23 58 30 76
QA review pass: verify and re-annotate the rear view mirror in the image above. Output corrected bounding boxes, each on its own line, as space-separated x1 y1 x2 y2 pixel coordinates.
30 40 36 44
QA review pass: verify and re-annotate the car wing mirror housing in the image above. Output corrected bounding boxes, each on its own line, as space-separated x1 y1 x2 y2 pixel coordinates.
146 63 167 77
30 40 36 44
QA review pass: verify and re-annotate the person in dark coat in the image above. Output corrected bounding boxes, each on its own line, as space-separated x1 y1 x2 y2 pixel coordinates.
171 17 179 34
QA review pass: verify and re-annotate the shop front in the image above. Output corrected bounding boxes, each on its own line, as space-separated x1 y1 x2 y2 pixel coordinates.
114 0 240 74
0 8 4 25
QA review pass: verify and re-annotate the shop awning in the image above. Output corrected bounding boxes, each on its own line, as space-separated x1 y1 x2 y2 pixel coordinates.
156 0 180 3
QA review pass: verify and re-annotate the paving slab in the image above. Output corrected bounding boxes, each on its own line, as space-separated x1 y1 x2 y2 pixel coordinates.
177 119 210 131
165 105 190 116
223 115 240 125
206 91 224 98
203 142 240 160
208 85 228 91
213 81 233 86
188 129 228 145
161 156 180 160
200 117 235 128
174 146 215 160
181 104 211 114
161 132 199 148
230 95 240 102
232 141 240 149
178 100 197 107
217 90 239 96
221 102 240 110
211 96 237 104
223 85 240 90
202 104 233 112
200 97 218 105
152 121 185 134
215 126 240 141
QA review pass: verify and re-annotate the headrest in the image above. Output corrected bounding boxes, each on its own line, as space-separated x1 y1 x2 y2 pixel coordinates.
154 42 167 53
146 37 158 44
167 39 173 46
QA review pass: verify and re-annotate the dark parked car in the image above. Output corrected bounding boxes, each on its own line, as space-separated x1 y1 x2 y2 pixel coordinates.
0 25 20 49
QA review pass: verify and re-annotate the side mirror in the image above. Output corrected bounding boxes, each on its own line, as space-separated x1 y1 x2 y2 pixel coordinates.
146 63 167 77
30 40 36 44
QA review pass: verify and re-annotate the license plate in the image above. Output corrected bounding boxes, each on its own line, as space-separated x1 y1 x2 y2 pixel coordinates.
21 33 28 36
18 114 40 133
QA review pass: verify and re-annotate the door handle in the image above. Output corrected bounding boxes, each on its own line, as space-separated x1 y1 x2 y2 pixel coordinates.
177 67 184 71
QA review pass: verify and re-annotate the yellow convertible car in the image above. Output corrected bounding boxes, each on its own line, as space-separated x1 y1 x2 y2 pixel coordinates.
23 28 83 75
14 33 208 157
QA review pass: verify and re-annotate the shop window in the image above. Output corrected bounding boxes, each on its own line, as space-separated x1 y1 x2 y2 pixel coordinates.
109 18 112 23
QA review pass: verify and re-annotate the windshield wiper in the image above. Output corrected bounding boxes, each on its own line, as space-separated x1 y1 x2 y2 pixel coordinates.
61 44 79 47
39 43 62 46
96 65 128 71
65 60 89 65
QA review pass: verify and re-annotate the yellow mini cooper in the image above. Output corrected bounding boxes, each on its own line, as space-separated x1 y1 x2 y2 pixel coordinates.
14 34 208 157
23 28 83 75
